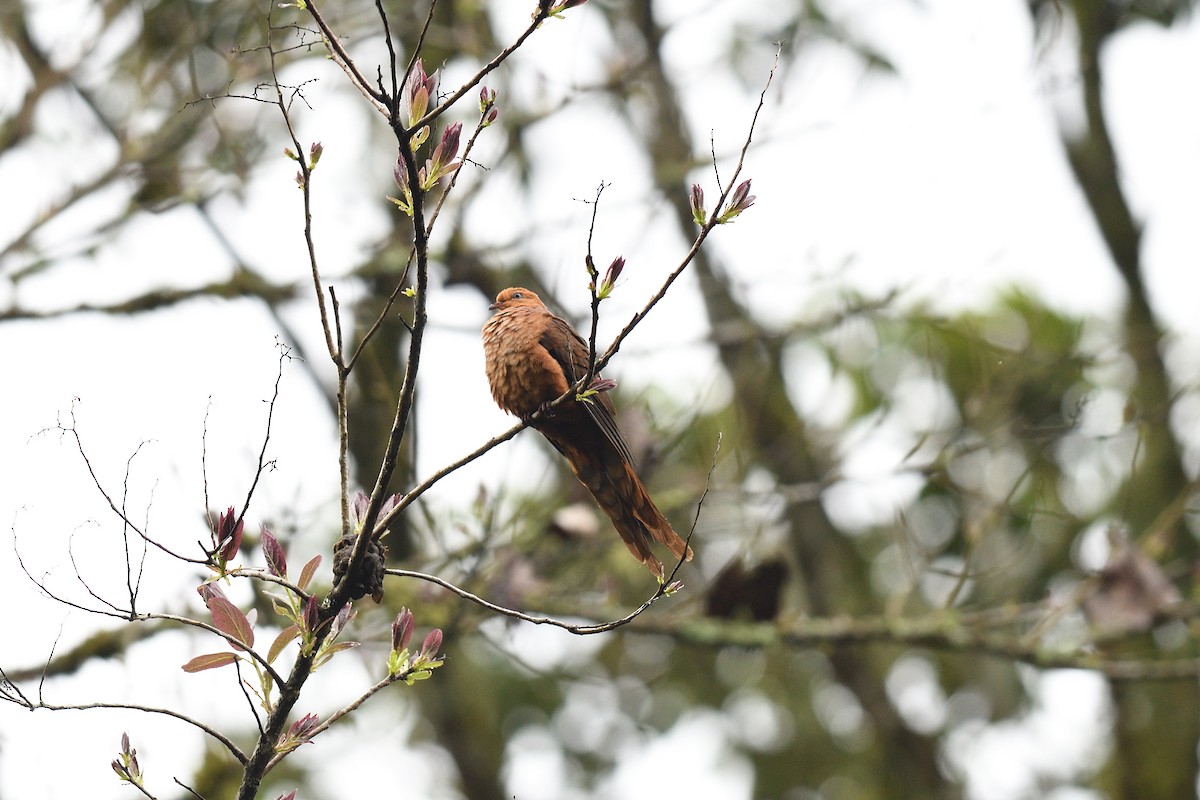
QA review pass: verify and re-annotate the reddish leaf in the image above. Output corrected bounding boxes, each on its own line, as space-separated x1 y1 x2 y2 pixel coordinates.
262 527 287 578
182 652 239 673
298 555 321 591
207 596 255 650
197 581 227 604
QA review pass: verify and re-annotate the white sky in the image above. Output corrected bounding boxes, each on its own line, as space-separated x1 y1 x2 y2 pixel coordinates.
3 0 1199 797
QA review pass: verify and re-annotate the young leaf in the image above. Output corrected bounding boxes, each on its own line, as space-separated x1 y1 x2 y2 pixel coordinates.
182 652 240 673
208 596 255 650
298 555 322 591
269 625 300 665
262 526 287 578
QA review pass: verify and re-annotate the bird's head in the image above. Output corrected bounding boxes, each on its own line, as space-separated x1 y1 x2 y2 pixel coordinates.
489 287 545 312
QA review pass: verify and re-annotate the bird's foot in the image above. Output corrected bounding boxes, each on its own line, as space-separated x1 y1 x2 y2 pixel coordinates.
521 401 557 426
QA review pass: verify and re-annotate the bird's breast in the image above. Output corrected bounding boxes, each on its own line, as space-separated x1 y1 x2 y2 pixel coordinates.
482 309 570 418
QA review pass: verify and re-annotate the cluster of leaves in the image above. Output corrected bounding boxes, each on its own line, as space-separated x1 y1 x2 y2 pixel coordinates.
388 60 477 216
185 525 328 710
387 607 446 684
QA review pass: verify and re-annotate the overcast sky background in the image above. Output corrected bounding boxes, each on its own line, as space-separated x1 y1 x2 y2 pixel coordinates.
2 0 1199 797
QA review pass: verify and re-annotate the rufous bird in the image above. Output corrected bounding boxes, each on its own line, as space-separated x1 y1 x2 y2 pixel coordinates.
482 287 693 579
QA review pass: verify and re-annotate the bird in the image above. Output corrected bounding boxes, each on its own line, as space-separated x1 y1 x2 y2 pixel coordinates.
482 287 693 579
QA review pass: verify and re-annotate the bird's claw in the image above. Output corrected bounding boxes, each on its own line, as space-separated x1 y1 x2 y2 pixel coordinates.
521 401 556 426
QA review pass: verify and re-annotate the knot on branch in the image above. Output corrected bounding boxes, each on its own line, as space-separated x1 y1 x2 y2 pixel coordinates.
332 533 387 602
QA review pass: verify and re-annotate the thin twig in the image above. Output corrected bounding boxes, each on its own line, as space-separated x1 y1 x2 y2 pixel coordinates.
413 6 552 130
376 53 779 531
174 778 207 799
10 698 247 764
54 402 205 564
590 48 779 381
582 182 608 387
663 432 722 584
233 659 266 736
267 10 342 367
301 0 389 115
387 567 674 634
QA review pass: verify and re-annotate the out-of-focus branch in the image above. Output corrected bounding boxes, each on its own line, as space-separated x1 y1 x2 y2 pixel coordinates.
0 269 299 322
1 695 247 765
632 614 1200 682
1059 0 1186 549
1 623 171 683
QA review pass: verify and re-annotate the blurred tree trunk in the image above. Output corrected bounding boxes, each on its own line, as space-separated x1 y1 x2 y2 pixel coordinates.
624 3 954 796
345 267 418 559
1059 2 1198 796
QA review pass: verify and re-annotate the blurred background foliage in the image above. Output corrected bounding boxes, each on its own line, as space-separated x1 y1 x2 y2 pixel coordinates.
3 0 1200 798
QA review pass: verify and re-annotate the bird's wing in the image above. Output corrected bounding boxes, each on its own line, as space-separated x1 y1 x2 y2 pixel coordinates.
540 314 638 468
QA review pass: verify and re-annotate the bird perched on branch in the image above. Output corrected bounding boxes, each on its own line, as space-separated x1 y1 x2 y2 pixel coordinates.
482 287 693 579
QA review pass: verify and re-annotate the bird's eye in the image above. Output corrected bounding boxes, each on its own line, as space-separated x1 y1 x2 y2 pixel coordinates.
512 292 524 299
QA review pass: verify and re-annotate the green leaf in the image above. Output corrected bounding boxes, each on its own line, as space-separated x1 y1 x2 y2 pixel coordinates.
268 625 300 665
182 652 239 673
313 640 361 669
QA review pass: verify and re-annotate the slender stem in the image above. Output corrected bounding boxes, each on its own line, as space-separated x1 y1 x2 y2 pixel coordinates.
413 7 550 130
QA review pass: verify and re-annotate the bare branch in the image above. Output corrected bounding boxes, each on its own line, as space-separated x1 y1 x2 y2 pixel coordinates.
387 567 675 634
414 5 552 130
300 0 389 115
590 47 779 380
7 697 247 764
236 342 291 524
51 402 206 565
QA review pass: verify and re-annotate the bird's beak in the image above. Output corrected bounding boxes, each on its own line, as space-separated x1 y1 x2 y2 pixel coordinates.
488 301 500 311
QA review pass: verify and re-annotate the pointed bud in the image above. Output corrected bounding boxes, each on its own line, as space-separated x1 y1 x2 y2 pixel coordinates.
438 122 461 164
262 526 287 578
213 507 243 564
393 153 410 191
290 712 319 738
391 607 414 651
277 712 320 753
598 256 625 299
197 581 227 604
302 594 320 633
309 141 323 166
689 184 705 224
351 490 371 530
328 604 355 639
478 85 496 113
401 58 437 127
423 123 463 189
379 493 400 522
718 179 755 223
420 628 443 658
